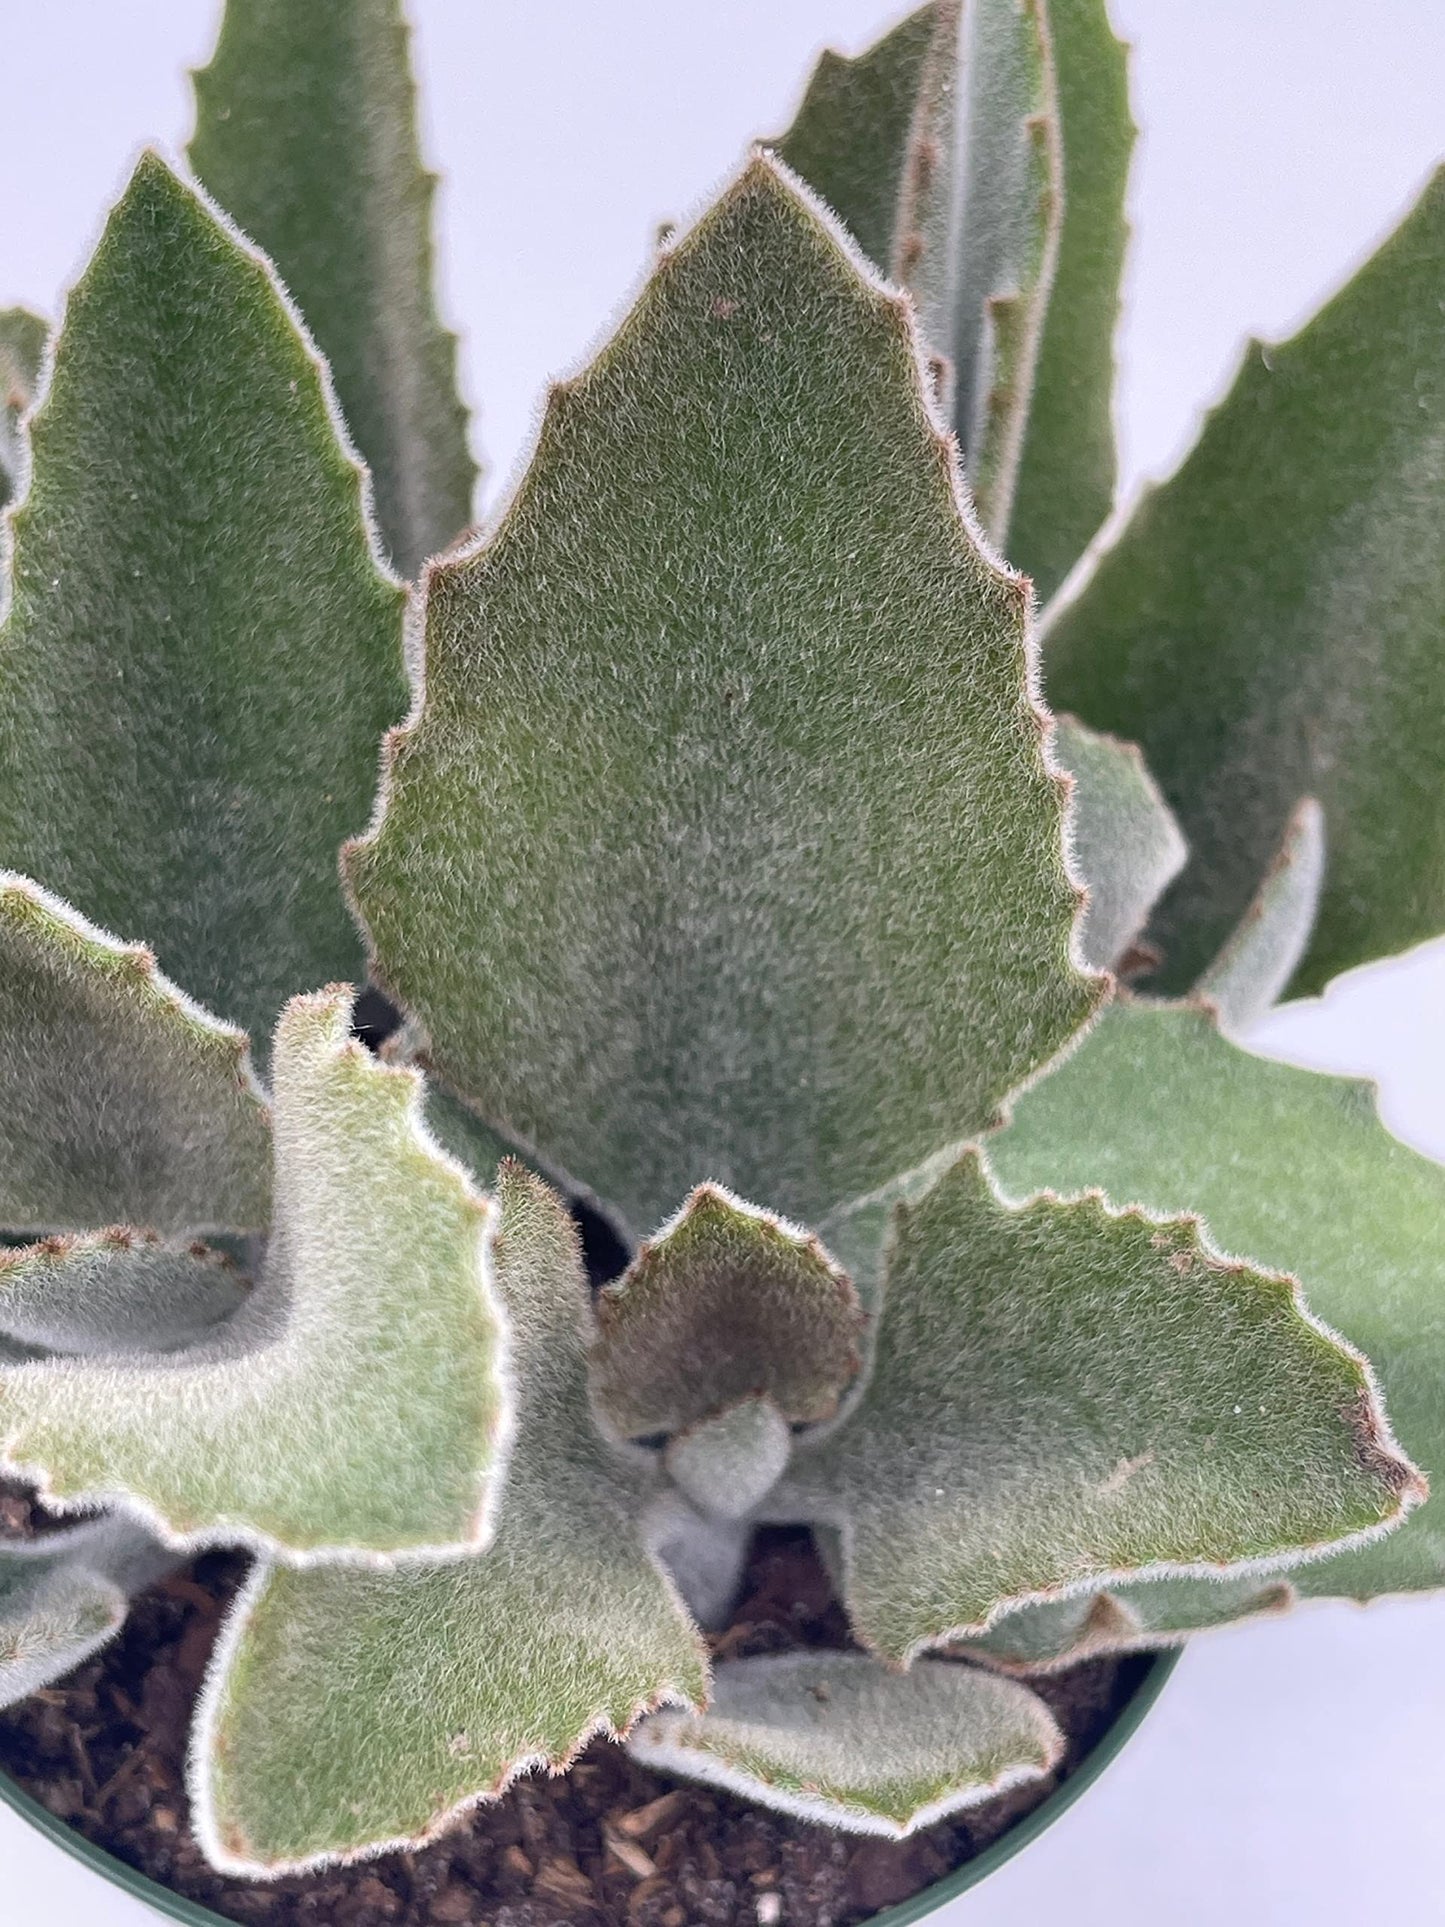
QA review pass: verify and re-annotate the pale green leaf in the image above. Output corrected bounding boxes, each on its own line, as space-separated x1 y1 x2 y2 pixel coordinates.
591 1185 863 1439
946 0 1060 543
990 998 1445 1601
1196 798 1325 1034
0 1513 175 1708
0 154 408 1047
1046 168 1445 993
628 1651 1061 1835
1054 714 1186 973
346 157 1098 1235
0 308 46 510
0 1233 247 1357
0 989 505 1561
0 875 270 1237
778 1149 1416 1662
1008 0 1134 600
194 1164 708 1875
190 0 475 578
664 1397 794 1521
963 1569 1292 1671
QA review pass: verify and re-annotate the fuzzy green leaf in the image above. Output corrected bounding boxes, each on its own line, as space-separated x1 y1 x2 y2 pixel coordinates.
963 1569 1292 1671
990 998 1445 1602
591 1186 863 1439
629 1652 1062 1835
0 989 505 1560
1196 798 1324 1035
347 157 1098 1235
0 1234 248 1358
778 1150 1416 1662
0 876 270 1237
772 5 951 282
1054 715 1186 973
195 1164 708 1875
0 154 407 1047
664 1398 795 1521
946 0 1059 543
0 1513 175 1708
190 0 475 578
1046 168 1445 993
1007 0 1134 599
0 308 46 510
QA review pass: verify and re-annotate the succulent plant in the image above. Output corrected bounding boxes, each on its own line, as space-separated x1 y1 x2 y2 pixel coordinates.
0 0 1442 1890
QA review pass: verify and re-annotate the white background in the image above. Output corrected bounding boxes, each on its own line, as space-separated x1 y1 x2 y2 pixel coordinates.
2 2 1444 1921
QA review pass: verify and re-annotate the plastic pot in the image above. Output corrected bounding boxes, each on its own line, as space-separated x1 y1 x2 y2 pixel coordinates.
0 1648 1178 1924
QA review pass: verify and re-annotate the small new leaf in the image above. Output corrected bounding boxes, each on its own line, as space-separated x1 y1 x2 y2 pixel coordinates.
195 1165 707 1875
0 154 408 1047
628 1652 1062 1835
779 1150 1416 1662
1054 715 1187 973
591 1186 863 1439
0 1513 175 1708
0 876 270 1237
0 989 506 1561
1047 167 1445 993
347 156 1098 1234
991 998 1445 1603
190 0 476 577
664 1398 794 1521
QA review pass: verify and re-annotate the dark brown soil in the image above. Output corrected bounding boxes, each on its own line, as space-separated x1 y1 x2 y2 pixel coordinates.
0 1500 1150 1927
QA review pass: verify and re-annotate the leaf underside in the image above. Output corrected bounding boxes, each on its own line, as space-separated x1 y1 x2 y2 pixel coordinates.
190 0 476 577
778 1149 1414 1662
0 154 408 1048
0 1513 175 1708
591 1185 864 1438
1053 714 1187 973
628 1651 1062 1835
347 156 1097 1236
0 876 270 1237
964 1567 1292 1671
0 990 505 1559
990 998 1445 1603
198 1165 707 1875
1046 167 1445 994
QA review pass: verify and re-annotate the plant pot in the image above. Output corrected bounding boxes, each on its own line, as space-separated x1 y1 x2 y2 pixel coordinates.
0 1647 1178 1925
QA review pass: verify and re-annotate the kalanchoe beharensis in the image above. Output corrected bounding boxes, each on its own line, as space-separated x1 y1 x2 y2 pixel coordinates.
0 0 1440 1880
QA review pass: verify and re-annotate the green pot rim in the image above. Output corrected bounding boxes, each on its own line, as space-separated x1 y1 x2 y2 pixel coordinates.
0 1647 1179 1924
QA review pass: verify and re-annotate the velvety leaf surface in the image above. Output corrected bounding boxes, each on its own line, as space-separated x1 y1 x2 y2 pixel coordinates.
1196 798 1324 1035
946 0 1059 543
190 0 475 577
0 1232 248 1357
347 158 1097 1234
0 1513 175 1709
0 990 505 1560
0 876 270 1237
1007 0 1134 599
0 154 408 1047
779 1150 1415 1661
196 1165 708 1875
663 1397 795 1521
1046 168 1445 992
772 4 948 278
628 1652 1062 1835
1054 714 1186 973
963 1569 1292 1671
591 1186 863 1439
0 308 46 509
990 999 1445 1600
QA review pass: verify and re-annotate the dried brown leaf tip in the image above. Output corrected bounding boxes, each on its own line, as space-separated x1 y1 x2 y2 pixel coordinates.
590 1185 864 1442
